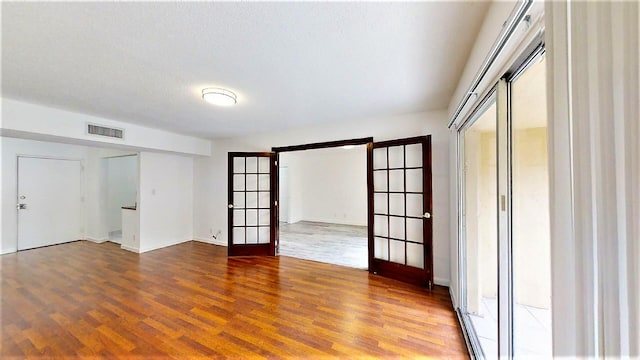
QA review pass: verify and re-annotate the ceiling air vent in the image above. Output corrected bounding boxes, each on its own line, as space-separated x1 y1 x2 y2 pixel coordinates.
87 124 124 139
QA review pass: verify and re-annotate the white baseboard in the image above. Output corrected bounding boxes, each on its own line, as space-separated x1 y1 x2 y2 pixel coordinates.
85 237 109 244
434 277 450 287
449 286 459 308
121 245 140 253
138 238 191 254
1 247 17 255
194 236 227 247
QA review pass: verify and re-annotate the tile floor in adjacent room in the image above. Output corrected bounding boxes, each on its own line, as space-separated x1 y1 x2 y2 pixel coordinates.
278 221 368 269
469 297 552 358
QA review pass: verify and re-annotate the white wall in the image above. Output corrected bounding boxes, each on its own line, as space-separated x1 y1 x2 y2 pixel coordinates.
193 111 451 285
1 136 132 253
279 146 367 226
1 97 211 156
138 151 194 253
106 155 138 233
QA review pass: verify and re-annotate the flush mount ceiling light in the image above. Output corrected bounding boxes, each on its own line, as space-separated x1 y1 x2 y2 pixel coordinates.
202 88 237 106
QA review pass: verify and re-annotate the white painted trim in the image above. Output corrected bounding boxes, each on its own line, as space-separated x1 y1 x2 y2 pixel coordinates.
85 237 109 244
434 277 450 287
120 245 140 253
1 247 18 255
138 238 191 254
449 285 458 309
194 236 227 247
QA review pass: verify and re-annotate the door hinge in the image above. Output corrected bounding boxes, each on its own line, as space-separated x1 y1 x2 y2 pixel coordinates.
275 201 278 206
275 161 278 166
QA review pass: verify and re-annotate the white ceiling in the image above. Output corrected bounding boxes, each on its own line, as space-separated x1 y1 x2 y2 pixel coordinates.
2 2 489 139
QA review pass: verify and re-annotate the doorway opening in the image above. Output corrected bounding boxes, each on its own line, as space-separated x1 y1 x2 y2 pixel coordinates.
277 145 369 269
102 154 138 244
229 136 433 286
273 138 371 269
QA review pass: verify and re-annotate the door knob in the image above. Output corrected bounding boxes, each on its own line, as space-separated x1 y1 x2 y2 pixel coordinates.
423 212 431 219
228 204 234 209
17 203 27 210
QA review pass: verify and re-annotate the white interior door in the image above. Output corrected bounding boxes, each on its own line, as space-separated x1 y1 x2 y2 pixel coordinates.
18 157 83 250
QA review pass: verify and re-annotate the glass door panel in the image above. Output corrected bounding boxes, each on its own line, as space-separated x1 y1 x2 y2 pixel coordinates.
369 136 433 287
462 99 499 358
228 152 275 256
511 56 552 357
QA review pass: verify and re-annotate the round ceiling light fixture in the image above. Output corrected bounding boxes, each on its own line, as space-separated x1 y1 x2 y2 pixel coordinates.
202 88 237 106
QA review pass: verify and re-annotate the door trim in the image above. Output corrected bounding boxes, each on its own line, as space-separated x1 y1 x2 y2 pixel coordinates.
272 137 373 153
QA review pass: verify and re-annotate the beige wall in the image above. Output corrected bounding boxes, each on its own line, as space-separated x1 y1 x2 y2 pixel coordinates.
464 128 497 315
465 127 550 311
512 127 550 308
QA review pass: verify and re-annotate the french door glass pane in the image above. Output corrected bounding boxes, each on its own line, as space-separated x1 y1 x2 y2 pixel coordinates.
246 192 257 208
372 142 426 270
387 146 404 168
511 56 552 357
405 144 422 167
464 100 498 358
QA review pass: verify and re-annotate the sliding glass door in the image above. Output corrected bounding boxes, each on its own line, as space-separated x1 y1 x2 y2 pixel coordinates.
458 46 551 358
510 52 551 358
461 96 499 357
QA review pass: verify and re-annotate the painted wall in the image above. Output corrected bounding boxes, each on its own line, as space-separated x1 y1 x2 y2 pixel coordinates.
1 97 211 156
193 110 451 285
105 155 138 234
138 151 194 253
0 136 132 253
279 146 367 226
465 128 550 312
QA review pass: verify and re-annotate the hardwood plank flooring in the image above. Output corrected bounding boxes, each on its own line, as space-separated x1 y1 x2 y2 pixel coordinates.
1 241 467 359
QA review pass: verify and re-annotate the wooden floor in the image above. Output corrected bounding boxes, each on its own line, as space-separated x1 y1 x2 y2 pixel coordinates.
1 241 468 359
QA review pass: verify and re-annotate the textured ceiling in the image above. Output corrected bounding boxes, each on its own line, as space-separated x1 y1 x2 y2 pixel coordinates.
2 2 489 139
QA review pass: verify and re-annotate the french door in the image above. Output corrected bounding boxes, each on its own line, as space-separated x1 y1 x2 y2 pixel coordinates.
228 152 276 256
369 136 433 287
